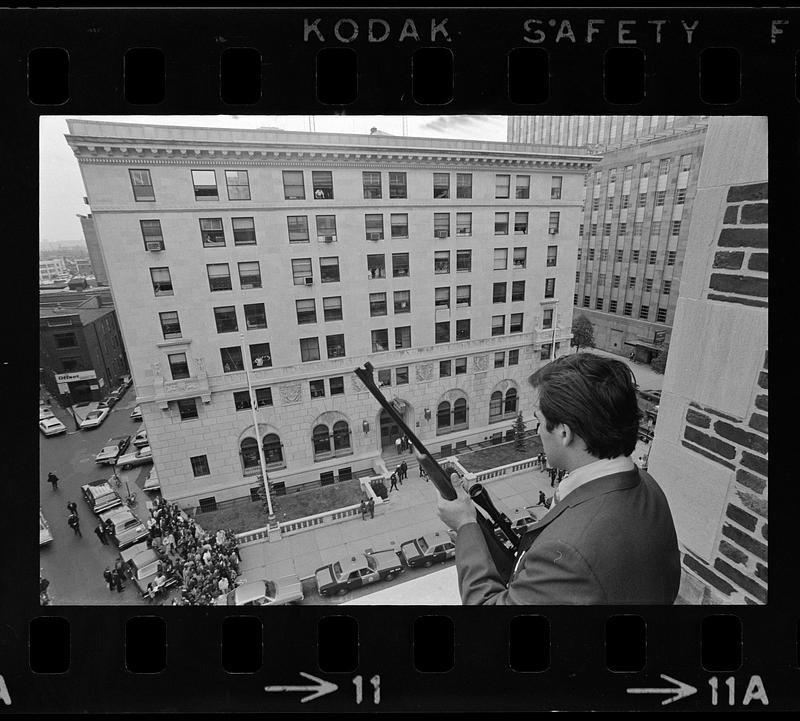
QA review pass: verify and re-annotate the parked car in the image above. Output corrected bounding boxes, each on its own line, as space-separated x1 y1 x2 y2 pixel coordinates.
215 575 304 606
94 435 132 464
120 541 179 597
399 531 456 569
109 385 127 401
99 506 149 549
130 405 142 421
492 507 542 546
97 397 115 410
121 374 132 390
39 417 67 436
39 406 55 421
81 478 124 515
132 427 148 448
39 508 53 546
143 466 160 492
80 407 110 430
315 551 403 597
116 445 153 469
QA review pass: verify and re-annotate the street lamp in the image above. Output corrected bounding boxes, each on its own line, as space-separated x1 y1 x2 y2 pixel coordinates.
240 332 275 524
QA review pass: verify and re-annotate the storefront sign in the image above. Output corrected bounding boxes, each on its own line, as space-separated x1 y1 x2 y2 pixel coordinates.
55 370 97 383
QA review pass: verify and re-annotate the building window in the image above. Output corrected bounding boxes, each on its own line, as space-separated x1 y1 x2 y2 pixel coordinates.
455 357 467 374
511 280 525 302
456 250 472 272
287 215 309 243
238 261 262 289
159 311 181 339
456 212 472 236
371 329 389 352
249 343 271 369
456 173 472 198
433 213 450 239
656 308 668 323
548 212 560 234
54 332 78 348
376 369 391 388
639 305 649 320
140 220 164 250
493 248 508 270
577 248 583 260
493 282 506 303
207 263 232 291
313 216 336 243
168 352 190 380
512 247 526 269
200 218 225 247
509 313 523 333
326 334 346 358
437 401 451 431
323 296 343 321
588 248 595 261
675 188 687 205
628 276 636 289
367 254 386 279
495 174 510 199
282 170 305 200
391 213 408 238
394 290 411 313
243 303 267 330
310 380 326 399
609 299 618 313
361 171 383 199
667 251 677 265
623 303 633 316
662 280 672 295
640 161 650 179
495 212 509 235
319 257 340 283
655 190 666 206
607 197 614 210
150 267 173 296
330 377 344 395
622 195 630 209
456 319 470 341
544 278 555 298
177 398 198 420
389 172 407 198
435 287 450 309
504 388 518 415
229 217 256 246
592 198 600 211
192 170 218 200
225 170 251 200
582 296 590 308
632 250 640 263
595 298 604 311
440 360 452 378
514 212 529 234
220 346 244 372
491 315 505 336
434 251 450 274
433 173 450 199
542 308 553 329
296 299 317 325
300 337 321 362
365 214 384 241
651 220 662 236
637 192 647 208
680 154 692 172
591 223 597 237
489 390 503 420
191 455 210 477
634 221 644 237
505 349 518 366
292 258 313 285
129 169 155 201
543 246 557 268
598 273 606 286
671 220 682 236
644 278 653 293
658 158 671 176
511 175 529 200
435 321 450 343
394 326 411 349
601 248 609 262
311 171 333 200
370 293 388 317
586 271 593 284
550 176 562 200
612 275 620 288
648 250 658 265
396 367 409 385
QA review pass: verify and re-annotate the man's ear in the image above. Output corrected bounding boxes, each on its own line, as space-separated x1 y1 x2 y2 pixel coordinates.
560 423 574 447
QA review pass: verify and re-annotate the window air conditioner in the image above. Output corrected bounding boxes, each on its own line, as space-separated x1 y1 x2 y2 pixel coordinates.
367 232 382 241
318 235 336 243
548 228 558 235
304 276 314 285
145 241 163 251
435 230 448 238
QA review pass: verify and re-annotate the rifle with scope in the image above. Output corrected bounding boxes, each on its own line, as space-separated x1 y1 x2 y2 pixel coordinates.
354 361 520 582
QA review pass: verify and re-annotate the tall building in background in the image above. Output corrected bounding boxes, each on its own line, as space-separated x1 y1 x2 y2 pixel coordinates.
39 257 68 284
66 119 597 510
648 116 768 604
508 115 708 151
78 213 109 285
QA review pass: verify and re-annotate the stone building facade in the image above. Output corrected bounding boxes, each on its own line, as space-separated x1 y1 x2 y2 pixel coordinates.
647 117 768 604
78 213 109 285
65 120 596 510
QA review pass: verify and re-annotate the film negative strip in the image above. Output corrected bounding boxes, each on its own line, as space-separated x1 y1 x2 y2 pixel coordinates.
3 5 795 713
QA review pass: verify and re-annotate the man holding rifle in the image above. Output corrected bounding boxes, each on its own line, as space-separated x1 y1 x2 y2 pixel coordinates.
436 353 681 605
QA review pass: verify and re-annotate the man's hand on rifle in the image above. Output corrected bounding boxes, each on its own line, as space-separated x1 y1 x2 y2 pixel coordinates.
436 473 477 532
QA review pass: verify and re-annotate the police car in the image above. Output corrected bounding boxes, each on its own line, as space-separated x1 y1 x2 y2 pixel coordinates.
398 531 456 569
315 550 403 597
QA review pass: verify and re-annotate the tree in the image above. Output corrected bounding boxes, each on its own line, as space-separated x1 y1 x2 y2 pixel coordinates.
513 412 527 451
571 314 595 351
650 341 670 374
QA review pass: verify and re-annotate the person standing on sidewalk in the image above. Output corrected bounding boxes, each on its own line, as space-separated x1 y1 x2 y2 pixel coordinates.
68 514 82 537
360 499 367 520
395 437 402 455
111 568 125 593
67 500 78 517
94 523 109 545
389 472 399 492
47 472 59 491
400 460 408 482
419 464 428 481
103 567 114 591
367 498 375 518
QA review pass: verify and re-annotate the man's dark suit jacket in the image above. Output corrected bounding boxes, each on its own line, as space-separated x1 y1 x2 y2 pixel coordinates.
455 468 681 604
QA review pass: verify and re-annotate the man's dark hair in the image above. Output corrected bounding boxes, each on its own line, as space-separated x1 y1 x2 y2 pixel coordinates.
528 353 642 458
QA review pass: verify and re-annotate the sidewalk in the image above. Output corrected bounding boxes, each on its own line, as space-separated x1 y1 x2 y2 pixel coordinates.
238 461 555 584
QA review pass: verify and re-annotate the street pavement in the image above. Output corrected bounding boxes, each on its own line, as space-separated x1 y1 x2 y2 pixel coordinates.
39 386 154 605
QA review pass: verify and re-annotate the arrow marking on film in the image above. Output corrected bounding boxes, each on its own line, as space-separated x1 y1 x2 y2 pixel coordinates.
626 674 697 706
265 672 338 703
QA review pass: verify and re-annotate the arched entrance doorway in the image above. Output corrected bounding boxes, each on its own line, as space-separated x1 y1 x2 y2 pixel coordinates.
379 399 411 452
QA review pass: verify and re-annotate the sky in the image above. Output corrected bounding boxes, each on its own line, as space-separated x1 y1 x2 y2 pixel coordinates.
39 114 508 246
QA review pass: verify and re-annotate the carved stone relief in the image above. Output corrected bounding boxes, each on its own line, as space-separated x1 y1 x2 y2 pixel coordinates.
279 382 302 404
